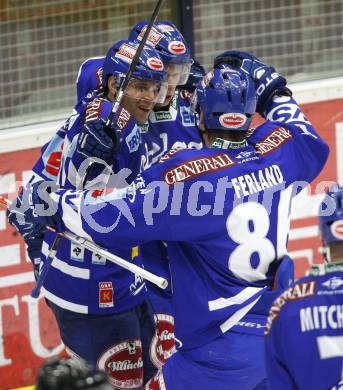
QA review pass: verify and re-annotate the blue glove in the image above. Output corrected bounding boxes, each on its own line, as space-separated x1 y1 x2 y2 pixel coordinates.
214 50 291 114
7 186 36 239
77 118 120 166
7 181 62 241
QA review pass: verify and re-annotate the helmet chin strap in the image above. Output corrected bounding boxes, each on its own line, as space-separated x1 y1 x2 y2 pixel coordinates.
322 246 332 263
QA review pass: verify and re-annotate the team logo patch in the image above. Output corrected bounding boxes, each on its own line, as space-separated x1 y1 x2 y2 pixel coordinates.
150 314 176 368
97 339 143 388
126 126 142 153
116 107 131 130
255 127 292 155
168 41 186 55
322 276 343 290
85 98 104 122
116 43 136 63
99 282 114 308
147 57 164 71
219 113 246 129
331 220 343 240
70 243 84 262
138 26 163 46
164 153 235 185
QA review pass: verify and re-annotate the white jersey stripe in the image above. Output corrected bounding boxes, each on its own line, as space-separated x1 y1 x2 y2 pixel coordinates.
41 287 88 314
208 286 265 311
220 296 262 333
51 257 90 279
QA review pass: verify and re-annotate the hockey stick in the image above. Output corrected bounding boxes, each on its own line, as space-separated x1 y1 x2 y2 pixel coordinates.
1 195 168 295
105 0 164 127
82 0 164 186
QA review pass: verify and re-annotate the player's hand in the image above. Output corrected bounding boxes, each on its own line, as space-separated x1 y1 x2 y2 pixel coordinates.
214 50 290 114
7 186 37 239
7 181 62 240
77 118 120 166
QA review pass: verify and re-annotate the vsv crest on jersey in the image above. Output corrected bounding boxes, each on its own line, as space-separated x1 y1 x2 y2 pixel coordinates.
97 339 143 388
150 314 176 369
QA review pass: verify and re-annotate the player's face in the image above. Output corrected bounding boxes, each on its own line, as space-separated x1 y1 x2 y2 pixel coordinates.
155 64 181 107
121 79 163 124
329 241 343 262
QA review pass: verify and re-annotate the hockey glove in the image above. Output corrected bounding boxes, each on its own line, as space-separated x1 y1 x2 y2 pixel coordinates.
77 118 120 166
214 50 291 115
7 181 62 241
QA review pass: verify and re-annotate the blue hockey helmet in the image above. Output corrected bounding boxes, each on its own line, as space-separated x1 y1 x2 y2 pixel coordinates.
183 59 206 93
319 185 343 245
196 65 257 132
129 21 193 85
102 39 167 87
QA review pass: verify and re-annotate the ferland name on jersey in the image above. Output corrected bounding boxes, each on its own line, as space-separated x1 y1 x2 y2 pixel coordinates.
231 164 284 198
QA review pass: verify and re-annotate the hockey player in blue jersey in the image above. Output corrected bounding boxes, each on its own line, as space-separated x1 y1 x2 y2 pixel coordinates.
7 41 168 389
74 21 204 368
265 185 343 390
23 52 329 389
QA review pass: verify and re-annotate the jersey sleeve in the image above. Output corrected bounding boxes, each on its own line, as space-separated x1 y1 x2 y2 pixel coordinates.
52 151 208 250
75 57 104 101
264 95 329 183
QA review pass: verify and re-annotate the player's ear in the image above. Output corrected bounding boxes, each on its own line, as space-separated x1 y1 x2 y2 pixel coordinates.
107 76 118 99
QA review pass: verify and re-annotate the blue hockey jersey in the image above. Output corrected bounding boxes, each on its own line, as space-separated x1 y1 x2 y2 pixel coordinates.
50 96 329 349
76 57 105 101
74 56 203 311
37 95 149 315
265 262 343 390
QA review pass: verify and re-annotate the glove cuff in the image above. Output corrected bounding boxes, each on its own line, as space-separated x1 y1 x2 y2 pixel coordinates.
258 86 292 116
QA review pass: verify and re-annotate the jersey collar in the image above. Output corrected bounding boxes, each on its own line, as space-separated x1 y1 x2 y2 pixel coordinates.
311 261 343 276
211 137 248 150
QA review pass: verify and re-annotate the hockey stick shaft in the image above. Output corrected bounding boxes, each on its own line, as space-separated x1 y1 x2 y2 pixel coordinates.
83 0 164 186
30 233 62 298
105 0 164 127
1 196 168 292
